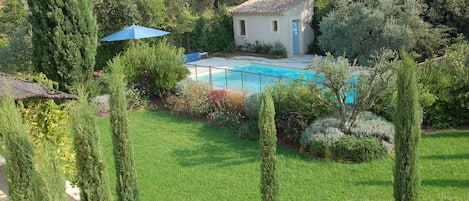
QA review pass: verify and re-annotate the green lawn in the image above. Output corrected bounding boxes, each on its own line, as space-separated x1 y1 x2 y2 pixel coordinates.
97 110 469 200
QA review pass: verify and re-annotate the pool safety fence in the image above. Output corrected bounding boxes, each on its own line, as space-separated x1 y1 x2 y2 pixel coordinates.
186 64 311 93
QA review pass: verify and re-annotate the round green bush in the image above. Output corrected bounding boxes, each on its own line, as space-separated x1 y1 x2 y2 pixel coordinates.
236 120 260 140
332 135 387 162
244 93 262 120
308 141 327 158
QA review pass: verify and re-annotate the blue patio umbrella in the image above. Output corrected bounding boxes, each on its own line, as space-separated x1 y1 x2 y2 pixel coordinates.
100 24 170 42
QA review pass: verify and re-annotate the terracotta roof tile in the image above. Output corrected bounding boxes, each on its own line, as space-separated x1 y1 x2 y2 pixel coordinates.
229 0 305 15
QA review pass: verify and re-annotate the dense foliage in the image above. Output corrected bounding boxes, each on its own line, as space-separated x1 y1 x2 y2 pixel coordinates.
419 38 469 128
28 0 98 92
393 52 421 201
258 91 277 201
0 0 33 73
318 0 446 64
0 95 35 201
106 56 140 201
269 80 334 142
372 37 469 128
69 89 113 201
308 0 334 55
120 40 189 97
16 73 76 180
187 12 235 53
166 1 235 54
424 0 469 40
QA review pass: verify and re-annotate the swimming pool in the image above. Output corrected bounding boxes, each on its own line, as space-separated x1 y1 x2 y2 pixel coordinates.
195 63 315 93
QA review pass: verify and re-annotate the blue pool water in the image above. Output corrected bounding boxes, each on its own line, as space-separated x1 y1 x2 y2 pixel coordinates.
195 63 356 103
196 63 315 92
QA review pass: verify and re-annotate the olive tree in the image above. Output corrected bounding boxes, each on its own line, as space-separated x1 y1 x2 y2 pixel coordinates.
307 52 396 134
318 0 445 64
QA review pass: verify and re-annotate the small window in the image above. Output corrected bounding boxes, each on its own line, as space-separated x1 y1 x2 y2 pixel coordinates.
272 20 278 32
240 20 246 36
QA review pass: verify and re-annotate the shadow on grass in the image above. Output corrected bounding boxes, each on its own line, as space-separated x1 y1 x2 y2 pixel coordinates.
422 179 469 188
170 124 313 168
146 110 314 167
356 179 469 188
424 131 469 139
172 124 259 168
421 154 469 160
355 180 392 186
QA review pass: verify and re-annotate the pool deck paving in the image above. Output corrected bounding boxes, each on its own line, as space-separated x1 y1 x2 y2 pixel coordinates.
185 54 322 76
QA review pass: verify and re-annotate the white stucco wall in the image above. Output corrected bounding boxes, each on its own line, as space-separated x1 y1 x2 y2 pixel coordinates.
284 0 314 56
231 0 314 57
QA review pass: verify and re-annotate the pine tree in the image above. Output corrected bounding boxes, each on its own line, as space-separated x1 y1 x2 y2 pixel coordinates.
69 88 113 201
0 95 35 201
393 51 421 201
258 91 278 201
107 56 139 201
27 0 98 92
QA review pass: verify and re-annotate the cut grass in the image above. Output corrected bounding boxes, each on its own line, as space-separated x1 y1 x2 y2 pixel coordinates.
97 110 469 200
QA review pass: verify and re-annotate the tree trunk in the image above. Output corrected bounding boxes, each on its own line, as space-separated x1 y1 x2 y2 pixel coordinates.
336 90 350 134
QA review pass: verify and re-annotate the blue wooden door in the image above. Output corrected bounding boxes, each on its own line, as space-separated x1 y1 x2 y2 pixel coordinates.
292 20 300 55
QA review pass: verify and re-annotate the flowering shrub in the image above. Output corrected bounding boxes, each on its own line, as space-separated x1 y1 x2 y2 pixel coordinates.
166 79 212 117
91 94 110 117
225 90 246 114
208 109 245 131
126 85 149 111
208 89 228 108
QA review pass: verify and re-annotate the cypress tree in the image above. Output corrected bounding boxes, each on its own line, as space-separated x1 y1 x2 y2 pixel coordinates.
393 52 421 201
258 91 278 201
69 88 113 201
33 141 65 201
0 95 35 201
107 56 139 201
27 0 98 92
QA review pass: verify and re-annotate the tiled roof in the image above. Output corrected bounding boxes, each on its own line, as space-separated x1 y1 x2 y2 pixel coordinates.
229 0 305 15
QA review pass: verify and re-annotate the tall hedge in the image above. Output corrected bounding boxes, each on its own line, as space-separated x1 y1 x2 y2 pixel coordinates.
393 52 421 201
0 95 35 200
258 91 277 201
107 57 139 201
69 89 113 201
27 0 98 92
